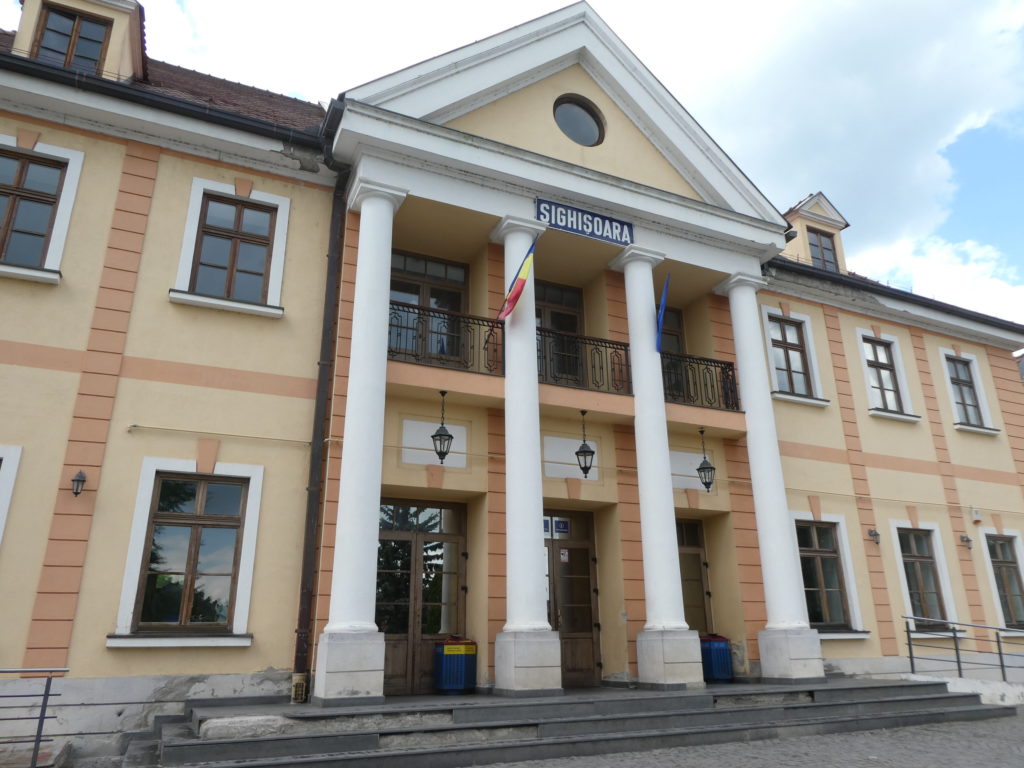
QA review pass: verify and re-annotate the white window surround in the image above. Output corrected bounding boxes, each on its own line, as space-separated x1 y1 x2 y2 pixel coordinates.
890 519 959 632
978 525 1024 632
855 328 918 419
792 510 865 632
108 457 264 647
0 445 23 554
938 347 998 433
760 306 826 403
169 178 290 318
0 135 84 284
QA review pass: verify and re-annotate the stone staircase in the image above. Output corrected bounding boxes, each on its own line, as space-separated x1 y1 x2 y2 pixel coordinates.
116 679 1015 768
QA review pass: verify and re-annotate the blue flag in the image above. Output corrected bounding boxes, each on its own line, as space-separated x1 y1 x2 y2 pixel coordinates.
656 275 670 353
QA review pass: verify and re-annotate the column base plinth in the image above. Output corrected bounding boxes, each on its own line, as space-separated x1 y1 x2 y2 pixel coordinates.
757 628 825 682
312 631 385 705
494 630 562 695
636 628 705 689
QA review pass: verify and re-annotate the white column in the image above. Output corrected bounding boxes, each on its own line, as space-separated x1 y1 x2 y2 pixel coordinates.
314 179 406 703
611 246 703 689
490 216 561 694
719 273 823 680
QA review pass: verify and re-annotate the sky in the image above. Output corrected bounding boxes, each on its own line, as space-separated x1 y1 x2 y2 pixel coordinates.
4 0 1024 324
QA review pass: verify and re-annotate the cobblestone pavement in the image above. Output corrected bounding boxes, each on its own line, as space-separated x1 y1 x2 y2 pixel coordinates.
491 709 1024 768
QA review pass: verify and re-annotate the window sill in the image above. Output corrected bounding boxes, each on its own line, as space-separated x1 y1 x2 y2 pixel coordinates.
868 409 921 423
998 629 1024 638
771 392 830 407
0 263 61 285
169 290 283 318
106 634 253 648
953 423 1000 436
817 631 870 640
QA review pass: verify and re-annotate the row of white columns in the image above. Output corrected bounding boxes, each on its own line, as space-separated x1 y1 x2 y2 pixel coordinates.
313 188 821 703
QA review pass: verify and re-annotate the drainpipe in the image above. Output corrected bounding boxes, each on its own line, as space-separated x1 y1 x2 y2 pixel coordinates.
292 151 350 703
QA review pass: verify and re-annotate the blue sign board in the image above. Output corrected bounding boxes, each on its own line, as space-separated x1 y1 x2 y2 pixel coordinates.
536 199 634 246
543 518 571 536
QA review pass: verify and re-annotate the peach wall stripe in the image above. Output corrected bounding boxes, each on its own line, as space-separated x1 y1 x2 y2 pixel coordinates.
487 408 507 681
614 425 644 675
120 356 316 399
22 141 161 671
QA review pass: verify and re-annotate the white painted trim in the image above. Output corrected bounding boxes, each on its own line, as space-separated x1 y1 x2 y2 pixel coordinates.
819 632 871 640
0 135 84 275
168 290 284 319
0 445 23 554
106 635 252 648
0 264 61 284
938 347 995 430
978 526 1024 631
855 328 917 418
760 306 825 399
772 392 830 407
173 178 291 310
792 510 864 631
889 519 959 631
113 458 264 642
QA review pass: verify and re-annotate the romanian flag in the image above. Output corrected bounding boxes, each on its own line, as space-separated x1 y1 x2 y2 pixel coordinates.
497 236 538 321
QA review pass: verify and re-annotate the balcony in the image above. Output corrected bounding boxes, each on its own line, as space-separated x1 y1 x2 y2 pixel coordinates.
387 302 740 411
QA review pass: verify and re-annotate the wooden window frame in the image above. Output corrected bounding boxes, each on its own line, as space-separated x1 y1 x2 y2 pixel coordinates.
796 521 851 630
132 473 248 634
0 149 67 269
987 535 1024 629
898 528 947 628
946 356 984 427
864 337 904 413
808 228 839 272
189 193 277 305
769 316 812 396
32 2 112 75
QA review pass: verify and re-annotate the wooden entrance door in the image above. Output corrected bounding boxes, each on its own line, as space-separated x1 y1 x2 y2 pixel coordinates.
376 501 465 696
544 511 600 687
677 519 711 634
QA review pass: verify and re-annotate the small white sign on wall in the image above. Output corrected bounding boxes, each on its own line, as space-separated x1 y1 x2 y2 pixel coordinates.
670 450 706 491
401 419 468 468
543 435 599 480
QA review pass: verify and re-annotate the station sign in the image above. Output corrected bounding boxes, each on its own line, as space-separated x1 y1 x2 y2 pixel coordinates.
536 198 634 246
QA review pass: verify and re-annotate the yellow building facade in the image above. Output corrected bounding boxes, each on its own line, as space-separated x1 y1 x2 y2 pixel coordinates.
1 0 1023 758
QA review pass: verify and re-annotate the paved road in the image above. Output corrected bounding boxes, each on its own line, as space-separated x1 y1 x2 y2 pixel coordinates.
492 709 1024 768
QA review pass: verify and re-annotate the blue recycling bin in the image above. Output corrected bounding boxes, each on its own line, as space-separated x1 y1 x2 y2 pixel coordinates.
433 637 477 694
700 634 733 682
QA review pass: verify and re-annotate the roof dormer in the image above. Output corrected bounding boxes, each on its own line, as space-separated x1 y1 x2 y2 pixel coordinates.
781 191 850 274
12 0 146 82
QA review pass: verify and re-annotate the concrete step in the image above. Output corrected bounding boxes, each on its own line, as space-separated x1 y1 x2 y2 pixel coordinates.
165 702 1015 768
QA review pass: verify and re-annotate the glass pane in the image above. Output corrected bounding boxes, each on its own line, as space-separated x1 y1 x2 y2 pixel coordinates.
390 280 419 305
784 324 800 344
240 208 271 236
923 590 943 619
196 527 237 573
46 11 75 35
0 196 8 227
805 590 823 624
787 349 805 373
190 575 231 622
205 200 236 229
821 558 841 589
199 234 231 267
560 605 593 633
375 602 409 634
919 562 939 593
73 37 102 61
560 548 590 577
13 199 53 234
376 540 412 580
796 525 812 549
769 321 782 341
792 372 809 396
880 369 896 389
3 232 45 266
426 259 445 279
0 156 17 184
868 385 883 410
79 19 108 41
826 590 846 624
801 556 819 587
158 479 197 514
554 101 600 146
430 287 461 313
682 578 704 604
140 573 184 622
195 264 227 297
817 525 835 550
148 525 191 573
231 271 264 303
23 163 61 195
898 530 911 552
204 483 243 516
448 265 466 284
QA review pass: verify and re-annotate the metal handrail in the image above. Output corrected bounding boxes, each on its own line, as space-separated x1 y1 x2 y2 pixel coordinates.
902 616 1024 682
661 351 740 411
388 301 504 376
0 668 68 768
536 327 631 395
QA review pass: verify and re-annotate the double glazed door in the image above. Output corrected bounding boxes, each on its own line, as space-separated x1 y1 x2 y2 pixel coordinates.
544 512 600 687
376 502 465 695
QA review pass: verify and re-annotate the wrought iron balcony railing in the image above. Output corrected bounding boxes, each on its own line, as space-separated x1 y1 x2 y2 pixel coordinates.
536 328 632 395
388 301 503 375
661 351 740 411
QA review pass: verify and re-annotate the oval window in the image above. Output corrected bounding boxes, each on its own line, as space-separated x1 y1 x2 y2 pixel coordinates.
553 96 604 147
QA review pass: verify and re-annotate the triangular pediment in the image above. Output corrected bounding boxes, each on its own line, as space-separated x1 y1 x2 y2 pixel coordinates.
783 191 849 230
345 2 783 225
